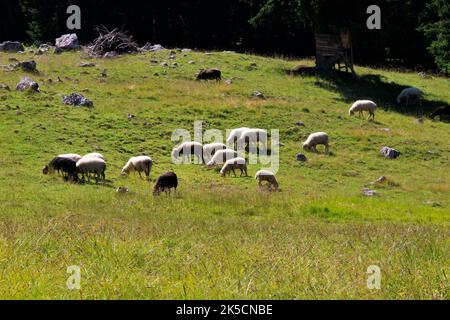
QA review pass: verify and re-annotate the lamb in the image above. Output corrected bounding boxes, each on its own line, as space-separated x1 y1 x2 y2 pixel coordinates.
153 172 178 195
76 157 106 183
203 143 227 162
121 156 153 178
220 157 248 177
397 87 423 106
206 149 238 167
226 127 249 149
83 152 105 160
429 106 450 121
196 68 221 81
302 132 329 153
349 100 377 120
171 141 204 164
255 170 279 191
238 128 268 152
43 157 78 181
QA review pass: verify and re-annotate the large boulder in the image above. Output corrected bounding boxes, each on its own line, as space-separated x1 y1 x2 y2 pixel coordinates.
63 93 93 107
16 77 39 92
0 41 25 52
380 146 401 159
14 60 37 72
55 33 80 51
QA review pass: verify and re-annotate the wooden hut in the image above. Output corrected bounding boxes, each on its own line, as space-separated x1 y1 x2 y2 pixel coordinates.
315 29 355 75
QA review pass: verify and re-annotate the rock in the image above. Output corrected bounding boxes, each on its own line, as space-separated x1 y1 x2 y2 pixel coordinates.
225 79 233 85
150 44 164 52
100 69 107 78
380 146 401 159
424 200 441 207
0 41 25 52
362 188 377 197
372 176 387 184
150 59 159 64
160 62 168 67
116 187 129 194
16 77 39 92
54 47 63 54
248 62 258 70
253 91 266 99
127 113 135 120
168 53 176 60
63 93 93 108
182 48 192 52
0 84 10 91
414 118 424 124
79 62 96 67
188 60 195 64
295 121 305 127
380 128 390 132
15 60 37 72
55 33 80 51
296 154 308 162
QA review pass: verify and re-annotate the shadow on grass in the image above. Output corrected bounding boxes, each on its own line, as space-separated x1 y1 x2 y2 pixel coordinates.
286 67 449 117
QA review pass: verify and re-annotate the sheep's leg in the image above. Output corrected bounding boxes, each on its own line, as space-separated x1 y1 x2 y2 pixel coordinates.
138 171 143 179
232 168 236 177
325 144 329 154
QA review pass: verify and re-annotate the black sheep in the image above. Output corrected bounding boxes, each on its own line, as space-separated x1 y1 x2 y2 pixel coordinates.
429 106 450 121
153 172 178 195
196 69 221 81
43 157 78 181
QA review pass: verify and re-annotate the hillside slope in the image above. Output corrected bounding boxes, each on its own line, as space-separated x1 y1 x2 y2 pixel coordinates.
0 49 448 299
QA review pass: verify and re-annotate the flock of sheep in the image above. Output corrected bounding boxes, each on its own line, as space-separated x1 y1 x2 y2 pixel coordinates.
41 63 448 196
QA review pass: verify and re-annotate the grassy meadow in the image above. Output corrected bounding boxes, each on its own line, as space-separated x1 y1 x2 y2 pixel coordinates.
0 48 449 299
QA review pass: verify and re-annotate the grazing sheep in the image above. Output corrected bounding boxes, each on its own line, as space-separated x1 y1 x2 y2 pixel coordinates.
226 127 250 149
206 149 238 167
58 153 82 162
220 157 248 177
43 157 77 180
203 143 227 162
121 156 153 178
196 68 221 81
255 170 279 191
302 132 329 153
429 106 450 121
83 152 105 160
76 157 106 183
238 128 268 152
397 87 423 106
153 172 178 195
349 100 377 120
171 141 204 164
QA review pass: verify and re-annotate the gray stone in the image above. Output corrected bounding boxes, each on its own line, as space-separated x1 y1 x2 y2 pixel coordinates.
253 91 266 99
295 121 305 127
79 62 96 67
0 41 25 52
15 60 37 72
16 77 39 92
55 33 80 51
296 154 307 162
0 84 10 91
63 93 93 107
362 188 377 197
380 146 401 159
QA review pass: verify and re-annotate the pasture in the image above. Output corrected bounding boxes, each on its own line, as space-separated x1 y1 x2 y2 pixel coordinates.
0 49 448 299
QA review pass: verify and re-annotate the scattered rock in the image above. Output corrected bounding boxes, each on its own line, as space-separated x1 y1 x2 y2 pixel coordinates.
141 43 164 52
14 60 37 72
103 51 119 59
16 77 39 92
116 187 129 194
150 59 159 64
100 69 107 78
168 53 176 60
253 91 266 99
127 113 135 120
0 84 10 91
380 146 401 159
380 128 391 132
160 62 168 67
16 110 23 116
54 47 63 54
172 62 179 67
0 41 25 52
414 117 424 124
296 154 308 162
182 48 192 52
423 200 441 207
295 121 305 127
248 62 258 70
79 62 96 67
188 60 195 64
55 33 80 51
371 176 387 184
362 188 377 197
63 93 93 107
225 79 233 85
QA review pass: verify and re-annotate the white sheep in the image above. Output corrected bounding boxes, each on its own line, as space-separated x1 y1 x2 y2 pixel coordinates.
220 157 248 177
171 141 204 164
226 127 249 148
349 100 377 120
206 149 238 167
83 152 105 160
58 153 82 162
302 132 329 153
397 87 423 106
121 156 153 178
238 128 268 152
203 143 227 162
76 157 106 182
255 170 279 191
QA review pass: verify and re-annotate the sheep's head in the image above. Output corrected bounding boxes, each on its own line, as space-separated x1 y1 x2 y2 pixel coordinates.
42 166 49 175
121 168 129 176
349 109 355 116
396 96 402 104
302 143 310 151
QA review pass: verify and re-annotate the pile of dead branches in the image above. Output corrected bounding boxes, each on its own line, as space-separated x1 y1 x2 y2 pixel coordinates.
88 27 139 56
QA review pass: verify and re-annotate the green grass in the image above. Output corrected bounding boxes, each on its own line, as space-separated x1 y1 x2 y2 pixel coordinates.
0 49 448 299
